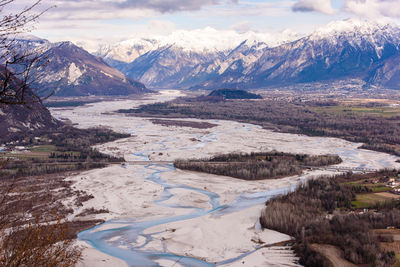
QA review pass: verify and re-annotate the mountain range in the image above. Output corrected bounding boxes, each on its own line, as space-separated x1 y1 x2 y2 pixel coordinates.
8 18 400 95
95 19 400 90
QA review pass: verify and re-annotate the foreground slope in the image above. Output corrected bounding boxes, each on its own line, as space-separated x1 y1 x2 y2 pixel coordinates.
0 72 61 143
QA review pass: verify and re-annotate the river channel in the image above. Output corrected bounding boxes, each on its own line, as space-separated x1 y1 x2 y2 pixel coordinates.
50 90 400 267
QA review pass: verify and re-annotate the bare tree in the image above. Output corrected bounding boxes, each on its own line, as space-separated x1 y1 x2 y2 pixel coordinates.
0 0 51 105
0 2 83 266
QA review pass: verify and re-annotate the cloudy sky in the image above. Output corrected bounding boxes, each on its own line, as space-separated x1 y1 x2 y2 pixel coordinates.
12 0 400 45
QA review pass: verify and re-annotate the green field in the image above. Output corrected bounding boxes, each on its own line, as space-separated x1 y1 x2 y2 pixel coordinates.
352 193 397 209
313 105 400 118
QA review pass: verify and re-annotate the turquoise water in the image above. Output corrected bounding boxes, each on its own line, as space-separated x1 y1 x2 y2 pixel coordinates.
78 128 297 266
78 160 292 266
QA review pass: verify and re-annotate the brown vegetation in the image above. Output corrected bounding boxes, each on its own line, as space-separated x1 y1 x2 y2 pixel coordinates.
0 171 105 267
259 170 400 267
0 218 81 267
174 151 342 180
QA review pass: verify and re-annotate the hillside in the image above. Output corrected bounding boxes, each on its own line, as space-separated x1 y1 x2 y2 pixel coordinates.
0 67 61 143
208 89 262 99
14 37 149 96
0 101 60 143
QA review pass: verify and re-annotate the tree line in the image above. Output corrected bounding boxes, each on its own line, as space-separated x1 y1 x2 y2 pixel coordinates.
174 151 342 180
1 127 128 180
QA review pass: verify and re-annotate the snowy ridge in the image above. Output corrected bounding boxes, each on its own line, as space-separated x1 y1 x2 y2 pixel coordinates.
97 38 160 63
310 18 400 42
96 27 301 63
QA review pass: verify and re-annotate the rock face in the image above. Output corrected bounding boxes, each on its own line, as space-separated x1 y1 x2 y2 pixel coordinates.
13 36 148 96
122 46 226 89
98 19 400 90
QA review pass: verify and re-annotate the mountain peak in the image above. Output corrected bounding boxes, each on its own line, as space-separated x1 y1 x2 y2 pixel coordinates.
310 18 398 40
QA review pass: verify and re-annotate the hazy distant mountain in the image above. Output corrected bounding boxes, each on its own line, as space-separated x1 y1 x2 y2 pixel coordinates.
96 19 400 90
13 36 148 96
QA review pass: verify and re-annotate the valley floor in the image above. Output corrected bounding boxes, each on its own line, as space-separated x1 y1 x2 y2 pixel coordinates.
50 90 400 266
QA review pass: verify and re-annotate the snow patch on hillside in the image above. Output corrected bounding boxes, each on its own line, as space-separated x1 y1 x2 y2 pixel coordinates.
68 63 83 85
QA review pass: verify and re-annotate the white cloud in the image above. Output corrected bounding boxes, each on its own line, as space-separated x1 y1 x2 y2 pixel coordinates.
27 0 297 44
292 0 335 15
32 19 177 47
343 0 400 19
291 0 400 19
146 20 177 35
35 0 239 21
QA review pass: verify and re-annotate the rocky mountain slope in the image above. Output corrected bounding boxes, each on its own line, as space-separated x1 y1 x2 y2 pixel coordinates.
14 36 148 96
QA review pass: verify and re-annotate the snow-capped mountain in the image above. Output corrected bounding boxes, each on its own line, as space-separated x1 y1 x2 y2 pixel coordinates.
95 28 300 89
95 19 400 90
206 18 400 89
11 36 148 96
96 27 298 62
